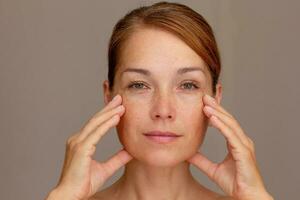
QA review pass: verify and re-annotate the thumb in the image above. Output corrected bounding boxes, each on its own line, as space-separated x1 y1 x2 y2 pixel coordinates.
99 149 133 181
187 151 217 180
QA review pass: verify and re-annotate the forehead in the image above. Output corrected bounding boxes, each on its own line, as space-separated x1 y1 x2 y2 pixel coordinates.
116 27 210 78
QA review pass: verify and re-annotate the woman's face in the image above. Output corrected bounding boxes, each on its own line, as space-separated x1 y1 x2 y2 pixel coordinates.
104 27 221 167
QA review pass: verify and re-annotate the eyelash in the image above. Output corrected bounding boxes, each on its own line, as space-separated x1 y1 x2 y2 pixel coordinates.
127 81 200 90
181 82 199 90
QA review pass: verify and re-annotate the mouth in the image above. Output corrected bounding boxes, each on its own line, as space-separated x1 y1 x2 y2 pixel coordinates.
143 130 181 137
143 131 182 144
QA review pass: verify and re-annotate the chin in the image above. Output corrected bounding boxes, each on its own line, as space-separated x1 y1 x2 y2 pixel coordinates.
116 124 206 167
124 141 196 167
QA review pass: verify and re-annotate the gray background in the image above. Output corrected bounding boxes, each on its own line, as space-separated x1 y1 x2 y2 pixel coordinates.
1 0 299 199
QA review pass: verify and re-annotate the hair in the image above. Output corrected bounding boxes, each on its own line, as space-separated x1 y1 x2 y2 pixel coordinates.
107 1 221 95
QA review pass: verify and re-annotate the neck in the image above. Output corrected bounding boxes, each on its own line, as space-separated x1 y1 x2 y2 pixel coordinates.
112 159 202 200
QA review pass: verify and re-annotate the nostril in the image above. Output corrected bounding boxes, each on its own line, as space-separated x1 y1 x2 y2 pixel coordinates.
155 114 172 118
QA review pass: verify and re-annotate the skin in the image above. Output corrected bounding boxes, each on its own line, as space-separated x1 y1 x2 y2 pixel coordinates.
99 27 272 199
45 27 273 200
99 27 223 200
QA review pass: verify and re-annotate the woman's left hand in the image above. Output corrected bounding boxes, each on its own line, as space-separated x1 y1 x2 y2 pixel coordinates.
187 94 273 200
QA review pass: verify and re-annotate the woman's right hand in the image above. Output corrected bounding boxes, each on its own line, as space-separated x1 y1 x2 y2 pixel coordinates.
46 94 133 200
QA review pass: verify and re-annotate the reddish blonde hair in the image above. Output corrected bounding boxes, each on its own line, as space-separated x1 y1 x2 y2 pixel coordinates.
108 1 221 95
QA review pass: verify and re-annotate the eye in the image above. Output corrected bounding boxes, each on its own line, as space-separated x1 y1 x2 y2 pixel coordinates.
127 81 148 90
180 81 199 90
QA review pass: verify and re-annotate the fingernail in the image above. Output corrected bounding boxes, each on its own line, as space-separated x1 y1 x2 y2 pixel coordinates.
205 94 217 104
111 94 120 102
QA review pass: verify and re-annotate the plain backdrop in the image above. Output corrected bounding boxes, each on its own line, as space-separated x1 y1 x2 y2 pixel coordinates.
1 0 299 199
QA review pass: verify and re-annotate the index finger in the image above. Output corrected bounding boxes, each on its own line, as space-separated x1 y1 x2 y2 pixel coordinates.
203 94 233 119
78 104 125 142
77 94 123 141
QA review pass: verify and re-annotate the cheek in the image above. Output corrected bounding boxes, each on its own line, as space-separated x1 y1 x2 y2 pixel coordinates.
116 93 145 141
120 92 147 119
179 92 206 121
178 96 208 142
115 93 151 158
184 110 206 134
119 91 153 124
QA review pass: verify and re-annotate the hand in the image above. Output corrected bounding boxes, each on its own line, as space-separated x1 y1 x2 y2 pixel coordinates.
187 94 273 200
47 94 133 200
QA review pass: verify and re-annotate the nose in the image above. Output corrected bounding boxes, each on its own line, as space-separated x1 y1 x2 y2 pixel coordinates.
150 92 176 121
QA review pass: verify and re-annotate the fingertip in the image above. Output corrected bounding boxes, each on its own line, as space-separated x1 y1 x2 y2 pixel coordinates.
111 94 122 104
119 149 133 162
202 94 208 102
116 94 122 101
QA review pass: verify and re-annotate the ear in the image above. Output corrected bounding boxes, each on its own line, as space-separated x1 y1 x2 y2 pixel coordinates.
102 80 113 105
214 82 223 105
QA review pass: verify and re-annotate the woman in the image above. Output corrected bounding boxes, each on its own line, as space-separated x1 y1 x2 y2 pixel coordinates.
46 2 273 200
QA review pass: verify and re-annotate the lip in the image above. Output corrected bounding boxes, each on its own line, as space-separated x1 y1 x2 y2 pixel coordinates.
143 131 182 144
143 130 181 137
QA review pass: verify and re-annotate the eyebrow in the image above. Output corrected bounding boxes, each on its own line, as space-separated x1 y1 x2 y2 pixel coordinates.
121 66 205 76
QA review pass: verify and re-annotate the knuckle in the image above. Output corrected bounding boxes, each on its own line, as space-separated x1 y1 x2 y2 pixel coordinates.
224 125 234 134
72 142 85 154
66 134 76 146
68 140 77 150
66 137 72 145
66 132 80 146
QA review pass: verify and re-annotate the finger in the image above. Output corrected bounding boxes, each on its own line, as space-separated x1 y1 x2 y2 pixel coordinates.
187 152 217 180
82 112 121 147
77 94 121 136
203 105 251 149
209 115 248 156
98 149 133 181
203 94 233 118
95 94 122 117
77 104 125 142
